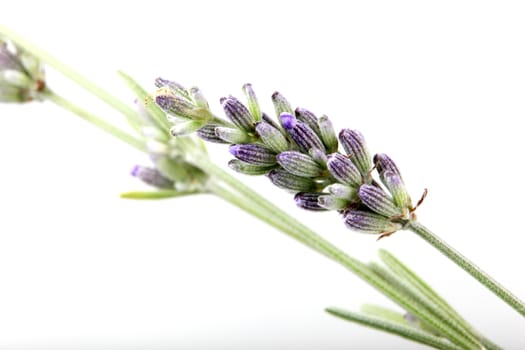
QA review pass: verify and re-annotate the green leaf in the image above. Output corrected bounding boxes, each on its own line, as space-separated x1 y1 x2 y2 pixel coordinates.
120 190 197 200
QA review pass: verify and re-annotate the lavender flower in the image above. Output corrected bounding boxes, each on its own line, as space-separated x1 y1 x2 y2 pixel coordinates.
154 81 421 238
0 37 45 102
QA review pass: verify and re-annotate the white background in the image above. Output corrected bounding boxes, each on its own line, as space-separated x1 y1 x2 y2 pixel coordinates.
1 1 525 349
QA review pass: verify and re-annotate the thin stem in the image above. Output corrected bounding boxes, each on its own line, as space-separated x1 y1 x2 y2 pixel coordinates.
378 249 502 350
325 307 462 350
42 89 146 152
196 159 481 349
0 24 141 131
408 221 525 317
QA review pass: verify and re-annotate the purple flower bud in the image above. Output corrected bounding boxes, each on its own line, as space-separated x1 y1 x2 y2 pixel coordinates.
272 91 293 118
221 96 255 132
154 77 191 99
294 192 327 211
268 168 316 192
327 153 362 187
256 121 289 153
280 112 297 130
196 124 228 144
155 92 201 120
318 115 338 153
281 113 325 153
318 194 348 210
229 144 276 166
295 107 321 135
131 165 174 189
215 127 251 144
343 210 402 234
382 170 412 210
358 185 402 217
277 151 323 178
242 83 262 122
373 153 403 181
189 86 209 109
228 159 275 175
339 129 371 176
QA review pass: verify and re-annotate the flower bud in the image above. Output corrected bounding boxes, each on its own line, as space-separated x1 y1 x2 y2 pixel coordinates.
229 144 277 166
0 39 45 102
326 153 362 187
294 192 327 211
242 83 262 122
277 151 323 178
196 124 228 144
169 120 203 137
221 96 255 132
383 170 412 210
324 183 358 200
343 210 402 234
189 86 209 109
154 77 191 99
373 153 403 181
156 90 210 121
255 121 289 153
228 159 275 175
215 127 252 144
339 129 371 176
268 168 316 192
295 107 321 135
318 194 348 210
272 91 293 118
358 185 402 217
281 113 325 153
131 165 174 189
318 115 338 153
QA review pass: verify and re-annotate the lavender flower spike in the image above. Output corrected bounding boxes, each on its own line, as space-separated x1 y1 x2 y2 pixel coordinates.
343 210 402 235
277 151 323 178
281 112 325 153
339 129 372 177
229 144 276 166
358 184 402 218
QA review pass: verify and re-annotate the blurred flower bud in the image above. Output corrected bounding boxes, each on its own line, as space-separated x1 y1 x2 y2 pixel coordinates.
228 159 275 175
268 168 316 192
131 165 174 189
0 38 45 102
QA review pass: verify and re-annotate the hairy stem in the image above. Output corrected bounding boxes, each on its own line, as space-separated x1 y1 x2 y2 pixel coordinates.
409 221 525 318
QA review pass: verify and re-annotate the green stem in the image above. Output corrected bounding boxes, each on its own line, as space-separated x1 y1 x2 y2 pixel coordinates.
192 158 481 349
325 307 462 350
408 221 525 318
378 249 502 350
42 89 146 152
0 24 141 131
